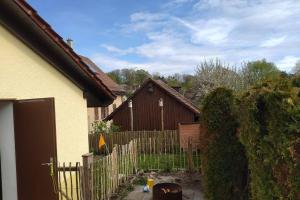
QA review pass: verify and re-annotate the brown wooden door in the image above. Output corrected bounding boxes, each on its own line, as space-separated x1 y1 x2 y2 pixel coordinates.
14 98 58 200
0 154 2 200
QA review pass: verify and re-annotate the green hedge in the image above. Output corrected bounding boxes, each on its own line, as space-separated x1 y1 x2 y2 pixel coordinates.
239 77 300 199
201 88 249 200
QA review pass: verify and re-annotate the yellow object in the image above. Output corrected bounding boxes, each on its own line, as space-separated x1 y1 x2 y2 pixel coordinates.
98 134 106 149
147 179 154 189
0 25 89 163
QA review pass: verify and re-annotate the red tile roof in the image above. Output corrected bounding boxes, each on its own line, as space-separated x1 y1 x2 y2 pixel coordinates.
11 0 116 100
80 56 125 94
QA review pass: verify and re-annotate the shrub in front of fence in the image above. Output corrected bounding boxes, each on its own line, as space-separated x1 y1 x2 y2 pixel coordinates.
200 88 249 200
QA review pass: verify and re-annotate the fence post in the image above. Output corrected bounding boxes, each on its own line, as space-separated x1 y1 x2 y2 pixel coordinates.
82 153 93 200
187 137 195 173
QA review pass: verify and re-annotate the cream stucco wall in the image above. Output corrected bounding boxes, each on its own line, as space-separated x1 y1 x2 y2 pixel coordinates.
88 95 124 132
0 25 88 163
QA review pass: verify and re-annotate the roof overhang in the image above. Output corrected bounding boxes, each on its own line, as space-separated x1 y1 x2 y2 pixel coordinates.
0 0 116 107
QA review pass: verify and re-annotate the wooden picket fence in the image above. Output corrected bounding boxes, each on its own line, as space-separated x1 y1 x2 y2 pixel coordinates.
92 139 138 200
89 130 201 172
56 140 137 200
89 130 180 153
57 162 83 200
57 130 200 200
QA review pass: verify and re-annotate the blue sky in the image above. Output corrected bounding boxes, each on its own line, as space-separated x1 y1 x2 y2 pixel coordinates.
28 0 300 74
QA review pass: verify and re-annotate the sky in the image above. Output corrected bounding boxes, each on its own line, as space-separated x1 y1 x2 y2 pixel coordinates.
28 0 300 75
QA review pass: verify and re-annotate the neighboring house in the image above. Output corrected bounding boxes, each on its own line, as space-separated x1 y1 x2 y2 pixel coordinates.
0 1 115 200
80 56 126 131
105 78 200 131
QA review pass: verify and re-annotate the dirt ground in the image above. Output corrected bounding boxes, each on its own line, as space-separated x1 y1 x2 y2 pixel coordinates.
124 171 205 200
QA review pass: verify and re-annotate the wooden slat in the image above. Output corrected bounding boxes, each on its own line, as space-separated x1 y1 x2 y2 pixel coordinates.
69 162 74 200
58 163 63 200
63 163 68 199
75 162 80 200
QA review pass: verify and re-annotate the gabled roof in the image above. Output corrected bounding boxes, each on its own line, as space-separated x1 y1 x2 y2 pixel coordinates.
0 0 116 106
153 79 200 114
106 78 200 120
80 56 125 95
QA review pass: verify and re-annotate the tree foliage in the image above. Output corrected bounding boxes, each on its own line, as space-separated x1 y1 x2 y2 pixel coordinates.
107 68 151 87
293 60 300 75
193 58 281 105
241 59 281 86
106 68 195 97
238 77 300 200
106 58 282 104
194 59 242 103
201 88 249 200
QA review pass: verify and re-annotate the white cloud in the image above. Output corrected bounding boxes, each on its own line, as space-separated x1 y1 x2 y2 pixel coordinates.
123 12 169 32
175 17 236 44
94 0 300 74
194 0 248 10
276 56 300 72
260 36 287 48
91 53 143 70
163 0 195 8
90 53 208 75
130 12 167 22
101 44 134 55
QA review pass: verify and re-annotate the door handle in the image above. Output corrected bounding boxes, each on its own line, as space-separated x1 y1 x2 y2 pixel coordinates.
41 162 52 166
41 157 54 166
41 157 55 176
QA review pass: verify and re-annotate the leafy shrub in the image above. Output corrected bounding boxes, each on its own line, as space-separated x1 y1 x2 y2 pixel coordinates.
239 77 300 200
90 120 120 135
200 88 249 200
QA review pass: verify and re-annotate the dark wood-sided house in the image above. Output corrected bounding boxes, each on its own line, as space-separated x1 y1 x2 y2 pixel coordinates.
105 78 200 131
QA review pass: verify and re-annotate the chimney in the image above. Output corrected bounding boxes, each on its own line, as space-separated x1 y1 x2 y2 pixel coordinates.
66 38 73 48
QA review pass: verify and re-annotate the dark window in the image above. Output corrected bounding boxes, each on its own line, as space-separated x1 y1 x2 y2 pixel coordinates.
113 104 117 111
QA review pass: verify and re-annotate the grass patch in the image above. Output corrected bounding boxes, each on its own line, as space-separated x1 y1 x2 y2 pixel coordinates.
137 153 201 172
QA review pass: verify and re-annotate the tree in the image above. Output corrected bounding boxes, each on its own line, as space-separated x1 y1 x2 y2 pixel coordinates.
292 60 300 75
181 74 195 95
201 88 249 200
194 59 241 104
239 77 300 199
121 68 136 86
240 59 280 86
165 73 182 87
107 68 151 96
107 69 122 84
134 69 151 86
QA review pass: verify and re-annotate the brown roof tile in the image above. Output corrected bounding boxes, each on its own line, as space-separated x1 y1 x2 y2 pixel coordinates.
11 0 116 101
152 79 200 114
80 56 125 94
